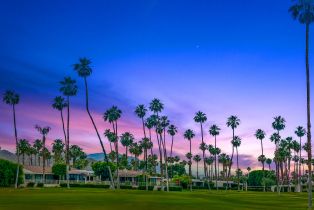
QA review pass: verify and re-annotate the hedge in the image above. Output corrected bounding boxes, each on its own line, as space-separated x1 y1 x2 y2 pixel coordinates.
60 183 110 188
26 182 35 187
138 186 154 191
169 186 183 191
0 159 23 187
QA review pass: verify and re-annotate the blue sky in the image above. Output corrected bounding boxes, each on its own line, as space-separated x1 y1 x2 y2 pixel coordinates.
0 0 312 173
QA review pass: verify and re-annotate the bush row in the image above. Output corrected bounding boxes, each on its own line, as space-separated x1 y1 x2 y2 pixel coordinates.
0 159 23 187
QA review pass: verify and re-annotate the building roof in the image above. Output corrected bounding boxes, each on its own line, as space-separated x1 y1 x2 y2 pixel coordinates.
24 166 52 174
23 166 94 176
118 169 142 177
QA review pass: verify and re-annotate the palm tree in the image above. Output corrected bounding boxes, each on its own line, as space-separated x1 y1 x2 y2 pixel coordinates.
140 137 153 191
231 136 241 191
266 158 272 170
193 155 201 179
69 145 83 166
289 1 314 206
295 126 306 192
167 125 177 159
209 124 221 189
35 125 51 184
226 115 240 182
3 90 20 188
145 116 155 156
129 142 143 170
272 116 285 194
135 105 148 137
255 129 266 192
255 129 266 170
52 96 67 146
52 139 64 163
33 139 42 166
60 76 77 188
167 124 177 178
18 139 30 165
104 106 122 189
184 129 195 191
120 132 134 158
194 111 208 177
149 98 164 115
73 58 114 188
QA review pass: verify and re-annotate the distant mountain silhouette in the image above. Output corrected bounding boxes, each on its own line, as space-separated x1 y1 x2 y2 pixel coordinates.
0 149 17 162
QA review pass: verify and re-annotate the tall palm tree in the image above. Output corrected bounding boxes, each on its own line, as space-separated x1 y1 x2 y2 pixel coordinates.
289 1 314 206
135 105 148 137
266 158 272 170
60 76 77 188
3 90 20 188
194 111 208 177
231 136 241 191
120 132 134 158
193 155 201 179
52 96 67 146
35 125 51 184
149 99 164 175
33 139 42 166
209 124 221 189
52 139 64 163
104 106 122 189
226 115 240 181
184 129 195 191
272 116 285 194
73 58 114 188
295 126 306 192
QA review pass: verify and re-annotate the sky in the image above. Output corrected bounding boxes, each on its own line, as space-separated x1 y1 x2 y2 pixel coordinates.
0 0 313 174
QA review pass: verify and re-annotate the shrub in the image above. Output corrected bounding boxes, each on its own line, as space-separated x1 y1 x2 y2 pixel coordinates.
138 186 154 191
60 183 110 188
37 183 44 187
26 182 35 187
120 185 134 190
52 163 66 178
0 159 23 187
169 186 182 191
248 170 276 186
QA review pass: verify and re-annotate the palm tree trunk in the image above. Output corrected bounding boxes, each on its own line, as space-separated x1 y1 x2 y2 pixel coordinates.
142 117 146 138
261 140 265 192
214 135 218 190
12 104 20 189
60 110 67 147
156 132 163 176
236 146 239 191
42 135 46 184
161 131 169 192
305 22 312 209
200 123 207 178
66 96 70 189
196 162 199 179
227 128 235 189
113 121 120 189
299 136 302 192
148 129 153 156
189 139 192 191
83 77 114 189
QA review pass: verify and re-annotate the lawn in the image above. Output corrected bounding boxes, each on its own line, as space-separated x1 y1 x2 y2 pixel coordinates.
0 188 309 210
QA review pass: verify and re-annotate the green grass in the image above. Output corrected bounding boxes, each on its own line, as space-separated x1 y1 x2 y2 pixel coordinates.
0 188 310 210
